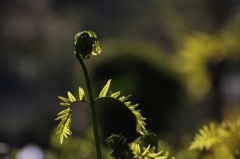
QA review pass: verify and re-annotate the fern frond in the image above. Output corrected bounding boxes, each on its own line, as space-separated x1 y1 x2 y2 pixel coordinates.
190 118 240 159
214 144 235 159
120 100 146 135
189 123 222 150
56 89 89 144
96 79 147 135
222 118 240 135
123 101 146 134
220 119 240 158
55 109 72 144
55 91 75 144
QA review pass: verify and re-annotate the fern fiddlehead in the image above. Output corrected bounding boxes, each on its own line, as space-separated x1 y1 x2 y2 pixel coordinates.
106 133 134 159
55 30 147 159
74 30 101 60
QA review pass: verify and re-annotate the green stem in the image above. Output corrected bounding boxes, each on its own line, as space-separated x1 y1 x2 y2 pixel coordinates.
78 58 102 159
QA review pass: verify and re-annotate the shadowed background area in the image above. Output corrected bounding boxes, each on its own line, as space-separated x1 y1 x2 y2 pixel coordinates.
1 0 240 158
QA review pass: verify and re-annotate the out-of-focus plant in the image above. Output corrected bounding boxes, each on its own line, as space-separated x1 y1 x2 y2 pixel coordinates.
54 30 174 159
106 130 175 159
189 117 240 159
48 128 112 159
171 25 240 101
171 32 227 100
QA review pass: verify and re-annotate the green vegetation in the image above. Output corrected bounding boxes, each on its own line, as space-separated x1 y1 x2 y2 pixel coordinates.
52 28 240 159
2 1 240 159
189 118 240 159
55 31 173 159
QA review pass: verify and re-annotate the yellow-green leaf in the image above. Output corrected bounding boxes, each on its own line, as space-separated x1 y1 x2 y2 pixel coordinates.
60 102 71 106
111 91 121 98
128 106 135 110
56 120 65 131
58 96 70 102
55 113 68 120
60 135 64 144
147 151 163 158
67 91 76 102
78 87 86 101
141 144 151 156
59 117 72 144
132 103 139 107
189 123 221 150
147 151 167 159
57 108 71 116
56 125 64 134
99 79 111 97
119 96 125 102
135 144 141 156
124 101 131 106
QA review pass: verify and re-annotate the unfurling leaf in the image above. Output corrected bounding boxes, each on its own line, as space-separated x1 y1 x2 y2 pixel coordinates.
99 79 111 97
74 30 102 60
95 79 146 135
106 133 134 159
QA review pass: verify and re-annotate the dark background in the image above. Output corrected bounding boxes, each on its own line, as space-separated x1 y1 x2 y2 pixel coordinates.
1 0 240 156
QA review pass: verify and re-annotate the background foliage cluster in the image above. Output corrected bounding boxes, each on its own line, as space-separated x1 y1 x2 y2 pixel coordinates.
189 118 240 159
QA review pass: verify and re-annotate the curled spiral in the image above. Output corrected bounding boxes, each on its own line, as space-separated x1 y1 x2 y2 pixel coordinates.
73 30 102 60
106 133 134 159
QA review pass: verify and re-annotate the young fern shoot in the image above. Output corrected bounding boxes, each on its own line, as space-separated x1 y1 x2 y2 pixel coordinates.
54 30 146 159
55 79 147 143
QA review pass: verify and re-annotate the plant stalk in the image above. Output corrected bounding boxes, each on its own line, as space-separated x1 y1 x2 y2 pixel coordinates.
78 58 102 159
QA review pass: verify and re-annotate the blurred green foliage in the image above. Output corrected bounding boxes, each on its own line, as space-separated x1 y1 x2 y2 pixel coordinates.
48 128 111 159
189 117 240 159
171 25 240 101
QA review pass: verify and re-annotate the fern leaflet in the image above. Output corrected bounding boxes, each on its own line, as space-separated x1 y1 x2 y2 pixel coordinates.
96 79 147 135
55 108 72 144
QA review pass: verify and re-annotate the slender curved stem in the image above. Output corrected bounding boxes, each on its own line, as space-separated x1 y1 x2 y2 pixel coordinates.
77 57 102 159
